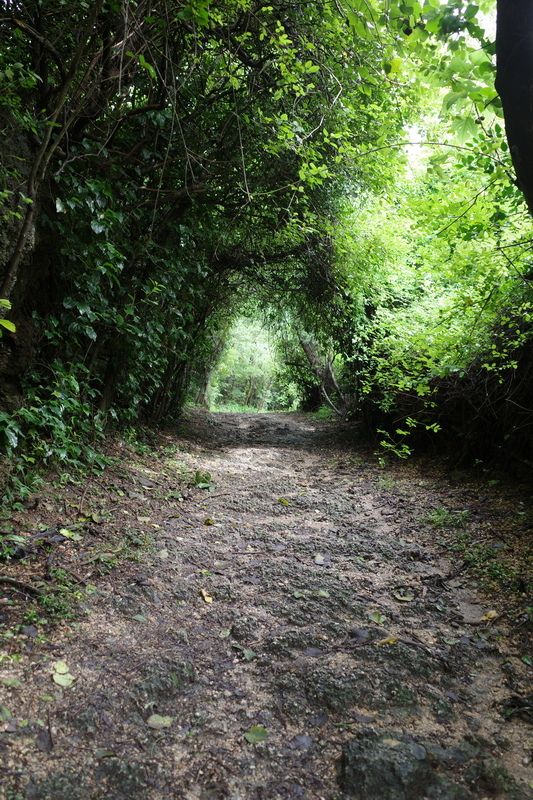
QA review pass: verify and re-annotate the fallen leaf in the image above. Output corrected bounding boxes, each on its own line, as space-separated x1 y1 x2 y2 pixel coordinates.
243 725 268 743
349 628 370 642
53 661 70 674
376 637 397 646
382 738 402 747
52 672 76 687
368 611 387 624
132 614 147 622
137 516 151 523
317 589 330 598
59 528 82 541
353 712 375 723
393 591 415 602
301 647 324 658
204 518 215 525
232 644 256 660
158 549 169 559
200 588 213 604
278 498 290 506
147 714 173 729
95 749 116 759
219 628 231 639
289 734 314 750
293 591 305 598
20 625 38 638
479 610 499 622
36 730 53 752
314 554 325 565
137 477 156 488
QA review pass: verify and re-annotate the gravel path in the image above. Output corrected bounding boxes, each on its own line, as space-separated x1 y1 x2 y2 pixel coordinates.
1 410 531 799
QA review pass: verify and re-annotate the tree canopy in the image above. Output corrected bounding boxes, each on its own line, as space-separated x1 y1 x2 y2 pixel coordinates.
1 0 533 482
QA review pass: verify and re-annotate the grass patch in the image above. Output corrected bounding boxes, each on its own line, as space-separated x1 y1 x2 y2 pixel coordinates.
424 506 469 529
441 528 532 595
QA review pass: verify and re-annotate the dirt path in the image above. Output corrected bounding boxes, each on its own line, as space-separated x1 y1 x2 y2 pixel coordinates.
1 410 532 799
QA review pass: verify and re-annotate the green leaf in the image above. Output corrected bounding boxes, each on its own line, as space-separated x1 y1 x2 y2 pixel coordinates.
52 672 76 687
451 115 478 143
242 649 256 661
0 319 16 332
369 611 387 624
244 725 268 743
147 714 173 729
232 644 256 660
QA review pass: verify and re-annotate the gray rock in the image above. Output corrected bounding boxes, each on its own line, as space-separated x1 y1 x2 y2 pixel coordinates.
339 729 474 800
339 729 432 800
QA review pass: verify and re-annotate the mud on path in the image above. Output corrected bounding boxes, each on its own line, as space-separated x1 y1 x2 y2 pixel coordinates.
1 410 532 799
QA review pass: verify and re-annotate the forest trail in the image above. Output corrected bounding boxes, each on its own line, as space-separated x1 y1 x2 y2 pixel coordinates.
1 410 532 800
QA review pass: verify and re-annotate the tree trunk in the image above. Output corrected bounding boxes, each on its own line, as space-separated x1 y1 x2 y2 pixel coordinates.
495 0 533 216
195 335 226 407
298 336 356 418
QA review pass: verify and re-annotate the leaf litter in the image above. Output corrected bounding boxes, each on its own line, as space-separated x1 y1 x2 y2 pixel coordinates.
0 408 532 799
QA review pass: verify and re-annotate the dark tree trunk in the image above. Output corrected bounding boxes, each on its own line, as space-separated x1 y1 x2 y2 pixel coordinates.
495 0 533 215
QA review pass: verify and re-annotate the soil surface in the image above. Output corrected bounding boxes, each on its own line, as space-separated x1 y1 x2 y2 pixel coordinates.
0 409 532 800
